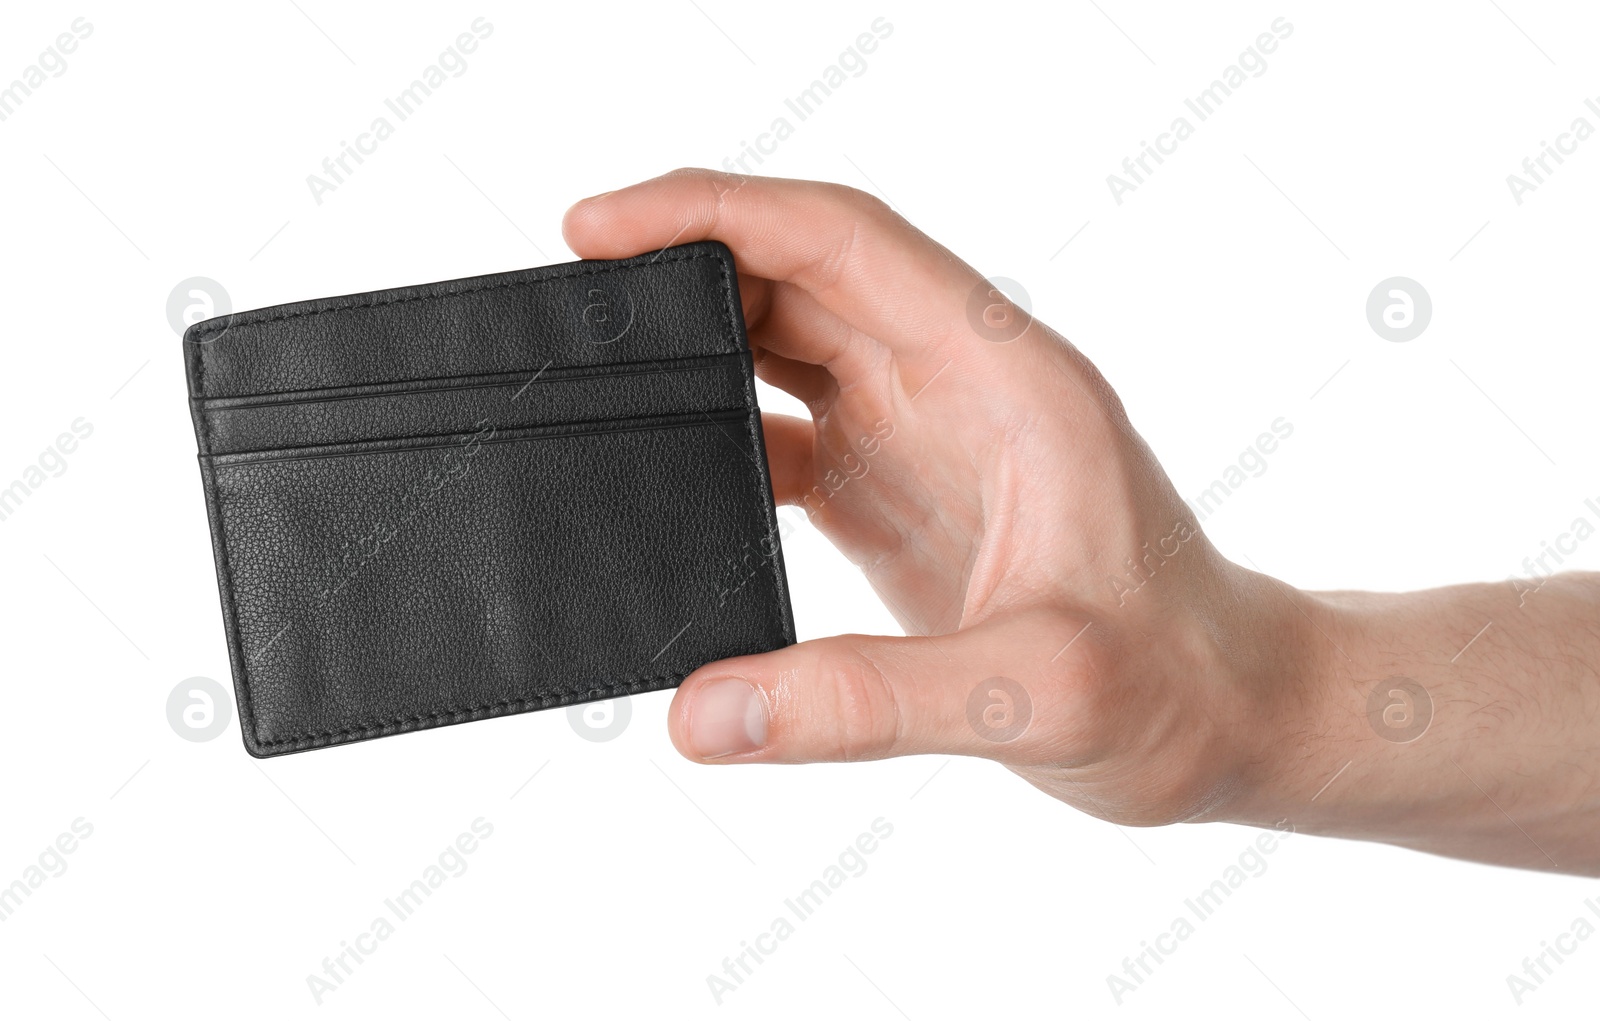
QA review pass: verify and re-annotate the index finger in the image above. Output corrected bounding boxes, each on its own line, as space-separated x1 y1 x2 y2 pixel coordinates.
561 169 982 362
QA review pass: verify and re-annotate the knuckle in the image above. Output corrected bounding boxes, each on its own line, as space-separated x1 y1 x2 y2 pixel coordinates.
1024 622 1119 764
818 642 903 761
821 180 891 217
675 167 743 206
1063 346 1132 429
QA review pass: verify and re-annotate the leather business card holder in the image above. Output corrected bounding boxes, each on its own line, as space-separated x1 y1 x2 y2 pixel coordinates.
183 241 796 757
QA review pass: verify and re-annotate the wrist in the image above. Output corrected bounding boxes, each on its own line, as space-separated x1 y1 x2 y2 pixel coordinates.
1201 565 1360 829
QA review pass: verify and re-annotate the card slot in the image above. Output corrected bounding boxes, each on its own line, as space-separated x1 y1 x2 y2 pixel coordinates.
186 245 741 399
193 351 744 409
198 354 751 456
204 402 790 755
206 407 753 467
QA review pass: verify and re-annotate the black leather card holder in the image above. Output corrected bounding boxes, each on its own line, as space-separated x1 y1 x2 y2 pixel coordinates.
183 241 796 757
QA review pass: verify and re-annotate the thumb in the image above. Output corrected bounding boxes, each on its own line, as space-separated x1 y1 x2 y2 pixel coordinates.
668 620 1066 765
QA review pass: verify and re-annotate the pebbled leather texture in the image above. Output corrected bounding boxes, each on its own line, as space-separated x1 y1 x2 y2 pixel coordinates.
183 241 796 757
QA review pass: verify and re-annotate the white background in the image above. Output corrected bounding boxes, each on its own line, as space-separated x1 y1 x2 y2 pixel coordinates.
1 1 1597 1017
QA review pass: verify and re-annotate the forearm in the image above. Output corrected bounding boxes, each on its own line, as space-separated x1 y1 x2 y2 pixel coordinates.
1223 570 1600 874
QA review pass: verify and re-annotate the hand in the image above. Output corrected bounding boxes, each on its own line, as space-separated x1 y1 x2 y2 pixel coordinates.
563 170 1600 873
563 169 1305 823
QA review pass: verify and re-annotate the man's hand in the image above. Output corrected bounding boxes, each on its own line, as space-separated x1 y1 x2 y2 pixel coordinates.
563 170 1600 875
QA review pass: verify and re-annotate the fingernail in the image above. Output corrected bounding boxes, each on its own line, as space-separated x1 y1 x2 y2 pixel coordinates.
689 678 767 759
580 189 615 204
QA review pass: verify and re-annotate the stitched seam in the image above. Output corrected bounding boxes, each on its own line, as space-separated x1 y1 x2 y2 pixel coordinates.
192 248 714 363
255 674 686 748
717 257 795 643
193 341 203 432
206 458 263 747
743 377 791 641
195 334 211 453
221 245 785 750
